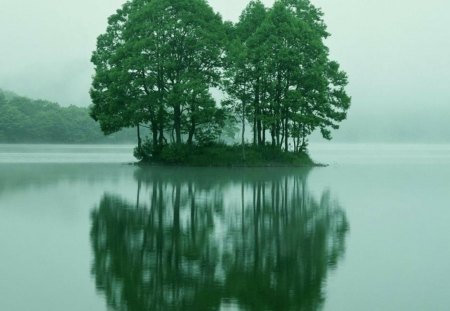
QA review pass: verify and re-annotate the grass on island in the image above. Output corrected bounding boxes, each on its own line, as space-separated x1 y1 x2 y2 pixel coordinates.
137 143 317 167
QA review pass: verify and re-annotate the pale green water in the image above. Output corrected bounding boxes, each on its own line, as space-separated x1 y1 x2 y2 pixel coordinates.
0 144 450 310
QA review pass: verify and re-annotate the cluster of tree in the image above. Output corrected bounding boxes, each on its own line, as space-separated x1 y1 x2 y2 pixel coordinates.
0 89 134 143
91 168 348 310
90 0 350 157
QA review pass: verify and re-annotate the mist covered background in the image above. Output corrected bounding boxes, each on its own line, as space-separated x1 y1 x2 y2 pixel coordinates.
1 0 449 143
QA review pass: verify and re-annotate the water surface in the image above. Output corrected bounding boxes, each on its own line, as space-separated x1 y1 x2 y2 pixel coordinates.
1 144 450 310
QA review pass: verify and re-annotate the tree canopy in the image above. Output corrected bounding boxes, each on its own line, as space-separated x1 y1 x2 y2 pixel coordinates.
90 0 351 160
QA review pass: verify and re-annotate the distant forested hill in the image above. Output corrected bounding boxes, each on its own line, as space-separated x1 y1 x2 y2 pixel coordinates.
0 89 135 143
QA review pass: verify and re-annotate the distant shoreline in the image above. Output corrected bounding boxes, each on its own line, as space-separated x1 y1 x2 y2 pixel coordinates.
0 142 136 145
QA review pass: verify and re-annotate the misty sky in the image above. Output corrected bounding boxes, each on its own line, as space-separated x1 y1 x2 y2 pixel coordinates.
1 0 449 141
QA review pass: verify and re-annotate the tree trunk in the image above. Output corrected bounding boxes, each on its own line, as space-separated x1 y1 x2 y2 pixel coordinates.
187 118 195 146
276 121 280 148
158 106 165 146
174 102 181 144
262 123 266 145
280 124 285 148
253 116 257 146
137 125 142 151
284 117 289 152
271 126 276 147
255 81 261 146
152 122 158 152
242 101 246 161
257 118 262 146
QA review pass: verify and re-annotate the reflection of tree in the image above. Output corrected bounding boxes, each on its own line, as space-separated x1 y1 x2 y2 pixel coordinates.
91 180 222 311
223 178 348 311
91 168 348 311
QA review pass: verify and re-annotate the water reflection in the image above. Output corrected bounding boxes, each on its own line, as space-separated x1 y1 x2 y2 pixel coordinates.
0 163 131 195
91 168 348 311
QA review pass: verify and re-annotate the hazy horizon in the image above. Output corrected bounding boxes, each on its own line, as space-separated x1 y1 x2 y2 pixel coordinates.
1 0 449 142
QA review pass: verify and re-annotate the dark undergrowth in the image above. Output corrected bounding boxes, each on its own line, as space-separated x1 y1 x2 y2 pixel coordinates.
136 143 318 167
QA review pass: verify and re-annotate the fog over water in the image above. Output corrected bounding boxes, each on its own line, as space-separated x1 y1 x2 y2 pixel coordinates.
1 0 449 142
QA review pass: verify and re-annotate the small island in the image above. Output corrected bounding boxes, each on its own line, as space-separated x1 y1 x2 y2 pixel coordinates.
139 143 316 167
90 0 351 166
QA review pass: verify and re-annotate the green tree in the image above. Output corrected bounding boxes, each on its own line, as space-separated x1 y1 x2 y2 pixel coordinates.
90 0 150 150
90 0 351 162
91 0 226 155
223 0 268 154
281 0 351 151
225 0 350 153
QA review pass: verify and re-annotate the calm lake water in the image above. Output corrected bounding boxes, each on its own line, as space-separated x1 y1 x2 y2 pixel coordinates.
1 144 450 311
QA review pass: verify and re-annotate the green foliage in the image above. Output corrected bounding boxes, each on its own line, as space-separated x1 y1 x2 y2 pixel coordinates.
0 89 134 143
90 0 351 161
133 138 154 161
159 144 191 164
91 0 227 148
142 142 315 167
224 0 351 151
